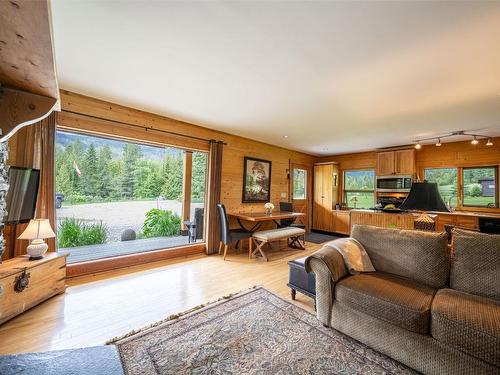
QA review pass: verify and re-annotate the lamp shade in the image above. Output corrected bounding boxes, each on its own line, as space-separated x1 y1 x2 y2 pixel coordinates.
400 182 450 212
18 219 55 240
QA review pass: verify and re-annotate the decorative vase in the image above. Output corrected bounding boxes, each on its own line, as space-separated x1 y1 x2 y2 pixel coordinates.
265 207 273 215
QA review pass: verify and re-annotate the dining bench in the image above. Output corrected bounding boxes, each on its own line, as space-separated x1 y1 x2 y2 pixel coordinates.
250 227 306 261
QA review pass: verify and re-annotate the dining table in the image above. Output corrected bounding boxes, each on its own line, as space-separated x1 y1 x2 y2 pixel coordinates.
227 211 305 232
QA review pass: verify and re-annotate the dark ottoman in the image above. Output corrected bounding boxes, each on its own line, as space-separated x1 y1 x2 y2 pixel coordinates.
287 256 316 302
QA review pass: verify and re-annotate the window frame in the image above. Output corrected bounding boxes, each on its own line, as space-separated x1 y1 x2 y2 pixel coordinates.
461 166 498 208
292 168 308 200
423 167 459 208
342 169 376 209
422 165 500 210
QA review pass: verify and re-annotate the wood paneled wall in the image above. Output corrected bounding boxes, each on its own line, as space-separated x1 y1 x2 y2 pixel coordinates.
59 91 315 219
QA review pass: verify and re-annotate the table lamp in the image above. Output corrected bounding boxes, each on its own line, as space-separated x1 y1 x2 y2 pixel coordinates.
18 219 56 260
400 182 450 231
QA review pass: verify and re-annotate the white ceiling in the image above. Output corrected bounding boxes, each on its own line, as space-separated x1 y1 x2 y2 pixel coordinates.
51 1 500 156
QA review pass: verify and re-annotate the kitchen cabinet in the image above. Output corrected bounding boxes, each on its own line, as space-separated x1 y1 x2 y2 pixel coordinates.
436 214 479 232
313 163 338 232
333 211 351 235
376 149 415 176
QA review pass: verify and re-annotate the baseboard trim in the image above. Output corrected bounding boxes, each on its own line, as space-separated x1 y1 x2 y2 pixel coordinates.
66 243 206 277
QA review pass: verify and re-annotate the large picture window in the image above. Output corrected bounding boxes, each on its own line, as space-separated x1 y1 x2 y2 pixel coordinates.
55 130 207 264
424 168 459 207
343 170 375 209
462 167 497 208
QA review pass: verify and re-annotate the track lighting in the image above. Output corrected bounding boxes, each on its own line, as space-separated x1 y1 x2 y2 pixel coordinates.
413 130 494 148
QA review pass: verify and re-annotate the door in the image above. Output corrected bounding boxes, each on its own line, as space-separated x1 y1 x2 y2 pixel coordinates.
313 165 324 231
312 164 336 232
376 151 395 175
291 163 312 231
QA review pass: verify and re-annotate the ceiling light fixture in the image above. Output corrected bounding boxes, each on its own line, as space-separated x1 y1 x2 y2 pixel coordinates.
282 135 288 139
413 130 494 148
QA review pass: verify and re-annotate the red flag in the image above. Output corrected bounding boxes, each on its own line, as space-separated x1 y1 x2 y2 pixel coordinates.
73 161 82 177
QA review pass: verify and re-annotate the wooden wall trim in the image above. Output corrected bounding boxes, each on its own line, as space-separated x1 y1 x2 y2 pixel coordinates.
66 244 206 277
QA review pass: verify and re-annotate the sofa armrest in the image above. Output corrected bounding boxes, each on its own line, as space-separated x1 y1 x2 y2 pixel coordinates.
305 246 348 326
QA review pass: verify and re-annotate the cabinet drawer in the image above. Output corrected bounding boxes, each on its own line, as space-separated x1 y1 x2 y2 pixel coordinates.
0 256 66 324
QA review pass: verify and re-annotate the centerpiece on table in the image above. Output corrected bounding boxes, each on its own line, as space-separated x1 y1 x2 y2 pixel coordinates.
264 202 274 215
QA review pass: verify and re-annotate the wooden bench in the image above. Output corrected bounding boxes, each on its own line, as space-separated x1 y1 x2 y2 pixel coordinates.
250 227 306 261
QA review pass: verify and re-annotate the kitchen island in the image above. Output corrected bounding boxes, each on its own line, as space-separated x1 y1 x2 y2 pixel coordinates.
346 209 500 233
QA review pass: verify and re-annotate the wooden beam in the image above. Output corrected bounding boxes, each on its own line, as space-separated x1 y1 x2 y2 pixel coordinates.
182 151 193 229
56 111 210 152
0 0 59 100
0 87 57 142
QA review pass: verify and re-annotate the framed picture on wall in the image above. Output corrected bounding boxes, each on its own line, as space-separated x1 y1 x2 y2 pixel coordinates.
242 157 272 203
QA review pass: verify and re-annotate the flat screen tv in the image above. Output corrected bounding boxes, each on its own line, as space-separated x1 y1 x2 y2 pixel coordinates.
4 167 40 225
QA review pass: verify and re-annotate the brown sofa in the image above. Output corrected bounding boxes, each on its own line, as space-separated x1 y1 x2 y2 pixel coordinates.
305 225 500 375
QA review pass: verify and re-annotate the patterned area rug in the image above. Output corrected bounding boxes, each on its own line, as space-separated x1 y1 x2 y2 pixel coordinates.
110 287 416 374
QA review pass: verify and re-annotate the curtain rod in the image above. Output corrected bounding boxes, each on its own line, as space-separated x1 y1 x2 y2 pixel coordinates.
62 110 227 145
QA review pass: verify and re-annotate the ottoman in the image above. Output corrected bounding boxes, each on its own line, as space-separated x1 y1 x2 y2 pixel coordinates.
287 256 316 303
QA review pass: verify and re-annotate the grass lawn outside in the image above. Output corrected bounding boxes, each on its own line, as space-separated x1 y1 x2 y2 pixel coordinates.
345 192 375 209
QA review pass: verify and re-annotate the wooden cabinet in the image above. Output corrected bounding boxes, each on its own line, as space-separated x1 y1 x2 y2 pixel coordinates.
376 152 395 176
350 210 415 231
313 163 338 232
0 253 66 325
395 149 415 175
333 211 351 235
436 214 479 232
376 149 415 176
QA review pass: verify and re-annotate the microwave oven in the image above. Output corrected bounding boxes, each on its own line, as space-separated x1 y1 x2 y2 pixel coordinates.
376 175 413 192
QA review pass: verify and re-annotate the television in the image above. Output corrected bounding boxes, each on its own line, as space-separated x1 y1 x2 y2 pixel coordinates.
4 167 40 225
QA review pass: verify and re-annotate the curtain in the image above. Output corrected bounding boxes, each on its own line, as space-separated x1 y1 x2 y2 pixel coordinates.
205 140 224 255
5 113 56 258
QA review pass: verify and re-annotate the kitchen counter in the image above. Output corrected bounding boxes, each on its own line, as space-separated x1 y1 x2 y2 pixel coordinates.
346 209 499 233
348 209 500 219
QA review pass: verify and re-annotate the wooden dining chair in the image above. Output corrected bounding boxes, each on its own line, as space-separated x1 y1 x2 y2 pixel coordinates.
278 202 305 229
216 204 252 260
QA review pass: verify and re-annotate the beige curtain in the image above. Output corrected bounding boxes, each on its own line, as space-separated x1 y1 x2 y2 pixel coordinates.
5 113 56 258
205 140 224 255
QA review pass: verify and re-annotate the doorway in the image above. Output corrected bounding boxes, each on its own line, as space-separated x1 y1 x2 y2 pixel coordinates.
290 162 312 231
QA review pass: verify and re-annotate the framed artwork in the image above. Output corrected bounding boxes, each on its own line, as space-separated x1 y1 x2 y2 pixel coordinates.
242 157 272 203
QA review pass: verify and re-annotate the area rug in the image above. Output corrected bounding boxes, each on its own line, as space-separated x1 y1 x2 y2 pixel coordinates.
305 231 341 244
110 287 416 374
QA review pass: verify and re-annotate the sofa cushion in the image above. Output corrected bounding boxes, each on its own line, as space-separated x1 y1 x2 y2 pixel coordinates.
451 229 500 300
351 225 449 288
431 288 500 366
335 272 436 333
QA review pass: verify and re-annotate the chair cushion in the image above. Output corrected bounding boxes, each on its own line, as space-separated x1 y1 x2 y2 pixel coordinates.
451 229 500 300
335 272 436 333
351 225 449 288
253 227 305 241
431 288 500 366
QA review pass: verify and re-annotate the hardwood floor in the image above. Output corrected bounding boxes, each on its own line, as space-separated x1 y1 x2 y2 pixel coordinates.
0 242 321 355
